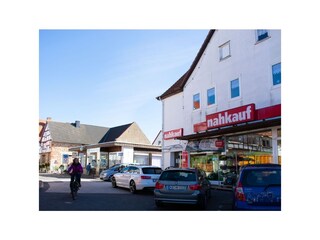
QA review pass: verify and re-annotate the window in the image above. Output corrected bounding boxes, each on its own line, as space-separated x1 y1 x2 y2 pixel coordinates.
272 63 281 85
193 93 200 110
207 88 215 105
142 167 162 174
256 30 269 41
230 79 240 98
219 41 231 60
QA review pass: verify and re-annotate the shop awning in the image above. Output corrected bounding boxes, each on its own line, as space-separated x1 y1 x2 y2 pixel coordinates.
177 117 281 141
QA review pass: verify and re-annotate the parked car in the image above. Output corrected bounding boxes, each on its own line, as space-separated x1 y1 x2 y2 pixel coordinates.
111 165 162 193
99 164 126 181
233 164 281 210
154 168 211 209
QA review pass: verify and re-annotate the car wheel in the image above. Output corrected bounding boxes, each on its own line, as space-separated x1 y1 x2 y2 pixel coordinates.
111 177 117 188
129 181 136 194
108 175 113 182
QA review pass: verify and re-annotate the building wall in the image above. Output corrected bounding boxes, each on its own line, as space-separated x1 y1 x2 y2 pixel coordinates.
49 142 79 171
122 146 134 163
161 30 281 169
163 30 280 136
162 92 186 168
118 122 151 144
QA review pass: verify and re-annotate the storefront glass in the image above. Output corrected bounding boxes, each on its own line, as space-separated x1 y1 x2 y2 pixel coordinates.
109 152 122 166
189 130 276 184
227 130 273 166
173 152 182 167
134 154 149 165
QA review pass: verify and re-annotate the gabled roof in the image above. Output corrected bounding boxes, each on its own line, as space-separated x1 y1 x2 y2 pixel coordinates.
156 29 215 100
46 121 109 144
99 123 132 143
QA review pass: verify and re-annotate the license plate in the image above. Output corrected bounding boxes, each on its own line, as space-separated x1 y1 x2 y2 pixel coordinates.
166 185 187 190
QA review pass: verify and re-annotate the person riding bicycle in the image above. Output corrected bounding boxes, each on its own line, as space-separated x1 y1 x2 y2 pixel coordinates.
67 158 83 191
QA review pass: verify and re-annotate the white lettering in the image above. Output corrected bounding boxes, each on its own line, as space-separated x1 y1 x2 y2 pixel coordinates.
206 104 255 129
218 113 225 125
164 129 182 139
238 111 246 121
232 113 238 122
246 105 252 119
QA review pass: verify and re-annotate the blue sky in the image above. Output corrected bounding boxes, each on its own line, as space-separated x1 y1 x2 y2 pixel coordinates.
39 30 209 142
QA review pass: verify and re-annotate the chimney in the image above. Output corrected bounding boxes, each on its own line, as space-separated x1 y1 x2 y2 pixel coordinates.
75 120 80 128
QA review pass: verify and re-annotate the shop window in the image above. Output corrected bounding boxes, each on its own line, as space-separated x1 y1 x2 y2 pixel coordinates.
207 87 216 105
219 41 231 60
174 152 182 168
193 93 200 110
272 63 281 85
277 128 281 138
230 79 240 98
277 139 281 164
256 30 269 42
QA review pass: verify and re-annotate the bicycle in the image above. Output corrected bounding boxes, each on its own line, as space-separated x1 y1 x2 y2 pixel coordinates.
70 179 80 200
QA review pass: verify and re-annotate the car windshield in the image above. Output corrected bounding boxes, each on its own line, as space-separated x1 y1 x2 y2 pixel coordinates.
242 169 281 187
142 168 162 174
160 170 196 181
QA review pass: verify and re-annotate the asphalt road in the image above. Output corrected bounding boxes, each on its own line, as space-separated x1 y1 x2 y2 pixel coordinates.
39 175 233 211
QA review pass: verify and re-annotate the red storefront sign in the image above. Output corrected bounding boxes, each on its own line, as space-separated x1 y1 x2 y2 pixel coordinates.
164 128 183 140
181 151 189 168
206 104 255 129
194 122 207 133
215 140 224 148
255 104 281 120
193 104 281 133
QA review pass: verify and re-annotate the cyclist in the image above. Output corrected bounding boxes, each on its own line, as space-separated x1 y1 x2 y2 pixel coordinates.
67 158 83 192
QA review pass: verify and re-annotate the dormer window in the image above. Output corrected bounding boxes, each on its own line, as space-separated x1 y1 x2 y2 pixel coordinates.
219 41 231 61
256 30 269 42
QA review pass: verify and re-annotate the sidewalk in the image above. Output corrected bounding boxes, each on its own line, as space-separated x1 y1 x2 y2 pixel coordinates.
39 172 101 189
39 172 100 179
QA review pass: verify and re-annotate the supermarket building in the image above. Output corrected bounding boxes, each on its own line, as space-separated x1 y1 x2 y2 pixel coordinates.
157 30 281 183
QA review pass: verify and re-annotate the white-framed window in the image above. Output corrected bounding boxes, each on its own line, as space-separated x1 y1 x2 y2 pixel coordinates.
207 87 216 105
219 41 231 60
193 93 200 110
230 79 240 98
256 30 269 42
272 62 281 85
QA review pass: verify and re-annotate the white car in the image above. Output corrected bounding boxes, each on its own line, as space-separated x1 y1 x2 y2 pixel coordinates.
111 165 162 193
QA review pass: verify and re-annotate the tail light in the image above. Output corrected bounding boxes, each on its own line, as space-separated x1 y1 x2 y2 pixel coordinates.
189 184 202 190
155 182 164 189
141 175 151 179
235 182 246 201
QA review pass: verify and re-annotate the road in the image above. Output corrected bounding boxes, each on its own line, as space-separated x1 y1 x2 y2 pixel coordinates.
39 174 233 211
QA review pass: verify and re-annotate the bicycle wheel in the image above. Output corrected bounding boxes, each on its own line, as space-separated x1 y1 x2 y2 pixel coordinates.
71 181 78 200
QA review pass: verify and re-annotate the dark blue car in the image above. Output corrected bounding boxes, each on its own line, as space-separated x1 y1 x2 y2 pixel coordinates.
233 164 281 211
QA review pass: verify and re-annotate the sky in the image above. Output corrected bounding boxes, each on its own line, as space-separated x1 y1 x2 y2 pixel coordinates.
39 30 209 142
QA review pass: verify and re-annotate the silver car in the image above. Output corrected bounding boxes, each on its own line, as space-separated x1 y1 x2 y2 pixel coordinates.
154 168 211 209
99 164 125 181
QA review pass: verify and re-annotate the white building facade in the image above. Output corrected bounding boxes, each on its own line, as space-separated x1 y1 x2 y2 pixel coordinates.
157 30 281 183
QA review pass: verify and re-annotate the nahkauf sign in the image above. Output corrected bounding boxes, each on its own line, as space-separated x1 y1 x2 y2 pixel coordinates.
163 128 183 140
206 104 255 129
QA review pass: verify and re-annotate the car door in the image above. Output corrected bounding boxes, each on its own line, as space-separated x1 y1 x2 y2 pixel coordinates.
121 166 136 188
116 167 130 187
